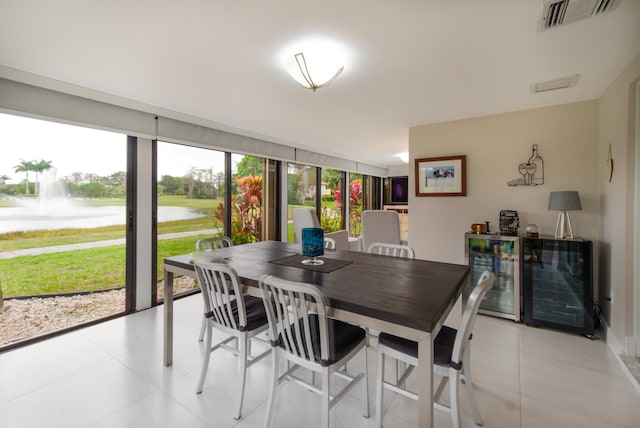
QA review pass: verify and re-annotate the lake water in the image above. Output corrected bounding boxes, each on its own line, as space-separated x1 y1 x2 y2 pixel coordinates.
0 205 205 233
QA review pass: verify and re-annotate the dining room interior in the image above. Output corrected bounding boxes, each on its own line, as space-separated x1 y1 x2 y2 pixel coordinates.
1 1 640 427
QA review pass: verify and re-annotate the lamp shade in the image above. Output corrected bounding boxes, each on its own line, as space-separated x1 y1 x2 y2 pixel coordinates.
548 191 582 211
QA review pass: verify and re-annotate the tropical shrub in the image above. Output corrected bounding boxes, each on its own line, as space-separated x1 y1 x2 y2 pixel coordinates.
214 175 262 244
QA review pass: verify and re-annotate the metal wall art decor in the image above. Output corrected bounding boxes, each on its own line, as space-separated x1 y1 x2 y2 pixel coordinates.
507 144 545 186
606 144 614 183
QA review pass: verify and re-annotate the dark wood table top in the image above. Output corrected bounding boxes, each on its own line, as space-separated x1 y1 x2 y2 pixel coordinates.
165 240 469 333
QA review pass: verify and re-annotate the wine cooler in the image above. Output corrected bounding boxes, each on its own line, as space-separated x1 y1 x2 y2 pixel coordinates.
522 237 594 336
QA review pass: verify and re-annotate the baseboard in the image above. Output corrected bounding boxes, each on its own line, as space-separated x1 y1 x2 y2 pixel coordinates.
602 319 624 354
602 318 640 396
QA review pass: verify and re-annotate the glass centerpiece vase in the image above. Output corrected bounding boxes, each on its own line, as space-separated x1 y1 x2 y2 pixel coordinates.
301 227 325 266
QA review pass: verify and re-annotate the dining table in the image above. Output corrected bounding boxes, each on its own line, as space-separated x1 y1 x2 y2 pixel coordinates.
163 240 469 428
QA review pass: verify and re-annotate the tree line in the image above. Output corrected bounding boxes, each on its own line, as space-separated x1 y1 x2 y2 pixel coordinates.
1 155 264 200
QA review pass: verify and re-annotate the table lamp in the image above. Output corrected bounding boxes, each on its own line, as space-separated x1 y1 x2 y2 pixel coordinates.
548 191 582 239
301 227 324 265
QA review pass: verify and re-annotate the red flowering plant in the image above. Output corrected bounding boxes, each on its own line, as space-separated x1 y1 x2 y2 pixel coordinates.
214 175 263 244
349 179 363 236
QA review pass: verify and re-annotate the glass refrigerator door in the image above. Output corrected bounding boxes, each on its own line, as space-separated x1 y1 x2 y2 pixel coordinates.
467 235 519 320
523 238 593 335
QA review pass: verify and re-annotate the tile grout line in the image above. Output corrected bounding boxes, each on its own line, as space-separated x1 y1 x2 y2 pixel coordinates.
518 323 523 428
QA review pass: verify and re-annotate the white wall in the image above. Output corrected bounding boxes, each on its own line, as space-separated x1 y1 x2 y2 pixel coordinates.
597 54 640 345
408 101 599 269
408 55 640 348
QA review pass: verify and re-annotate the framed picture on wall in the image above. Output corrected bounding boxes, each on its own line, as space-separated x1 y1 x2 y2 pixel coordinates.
415 155 466 196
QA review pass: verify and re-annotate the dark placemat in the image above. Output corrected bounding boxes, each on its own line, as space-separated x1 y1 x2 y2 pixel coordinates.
269 254 352 273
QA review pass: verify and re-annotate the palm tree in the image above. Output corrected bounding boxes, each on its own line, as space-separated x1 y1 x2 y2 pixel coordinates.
32 159 53 195
13 159 35 195
0 174 10 188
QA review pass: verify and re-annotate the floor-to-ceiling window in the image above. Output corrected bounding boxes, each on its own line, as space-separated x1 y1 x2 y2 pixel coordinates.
287 163 318 242
155 141 225 300
348 172 363 237
320 168 345 232
230 154 265 244
154 145 272 301
285 165 380 240
0 113 129 348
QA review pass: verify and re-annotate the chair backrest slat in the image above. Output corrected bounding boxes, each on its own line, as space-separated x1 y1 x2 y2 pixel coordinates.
194 262 245 330
196 236 233 251
324 237 336 250
259 275 329 364
367 242 415 259
212 269 236 329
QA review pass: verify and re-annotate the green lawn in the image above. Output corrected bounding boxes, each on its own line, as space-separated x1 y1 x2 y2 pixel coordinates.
0 236 210 297
0 195 221 297
0 196 340 297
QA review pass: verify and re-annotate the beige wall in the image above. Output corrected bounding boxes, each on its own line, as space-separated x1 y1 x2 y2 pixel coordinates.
597 54 640 345
408 54 640 348
409 101 599 267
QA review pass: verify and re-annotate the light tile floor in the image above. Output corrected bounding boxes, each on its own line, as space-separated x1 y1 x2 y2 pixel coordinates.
1 294 639 428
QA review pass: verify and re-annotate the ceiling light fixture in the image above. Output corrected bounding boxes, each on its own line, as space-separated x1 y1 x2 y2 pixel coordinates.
286 52 344 92
397 152 409 163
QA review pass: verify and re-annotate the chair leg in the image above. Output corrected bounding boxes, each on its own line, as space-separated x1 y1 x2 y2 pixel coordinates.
196 322 212 394
394 360 398 384
198 315 206 342
450 369 462 428
234 333 248 420
362 347 370 418
263 349 279 428
396 360 407 386
462 348 483 426
321 369 331 428
375 351 385 428
462 373 483 426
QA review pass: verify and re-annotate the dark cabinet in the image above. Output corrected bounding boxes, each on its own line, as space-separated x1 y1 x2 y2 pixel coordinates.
522 237 594 336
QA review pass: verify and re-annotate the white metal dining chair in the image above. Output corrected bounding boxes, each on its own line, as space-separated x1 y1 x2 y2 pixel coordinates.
324 229 349 250
258 274 370 428
291 207 320 244
324 237 336 250
366 241 415 374
193 261 270 420
196 236 232 251
361 210 402 251
195 236 233 341
367 242 415 258
375 270 495 428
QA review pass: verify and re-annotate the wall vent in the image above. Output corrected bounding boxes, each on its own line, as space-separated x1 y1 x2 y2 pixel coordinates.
538 0 621 31
530 74 580 93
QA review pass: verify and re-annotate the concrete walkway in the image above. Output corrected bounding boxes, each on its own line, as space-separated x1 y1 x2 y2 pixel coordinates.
0 229 219 259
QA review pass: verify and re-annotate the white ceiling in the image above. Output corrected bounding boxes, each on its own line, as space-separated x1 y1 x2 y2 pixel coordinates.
1 0 639 168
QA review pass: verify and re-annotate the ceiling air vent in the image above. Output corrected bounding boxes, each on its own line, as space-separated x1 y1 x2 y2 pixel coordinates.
530 74 580 93
538 0 621 31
